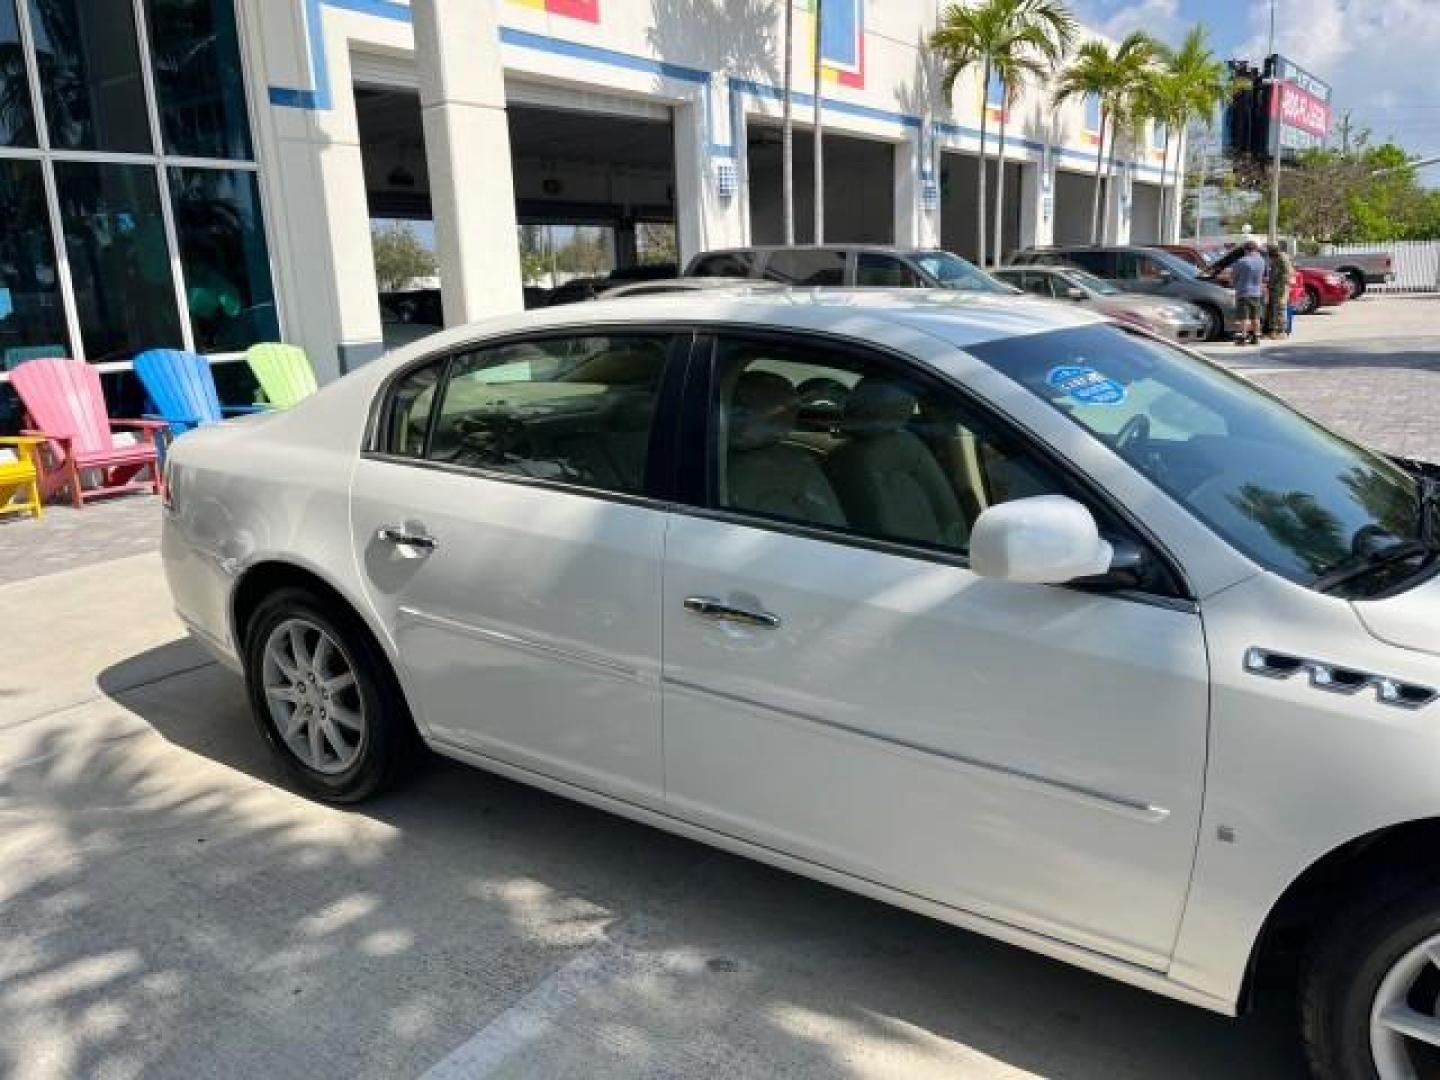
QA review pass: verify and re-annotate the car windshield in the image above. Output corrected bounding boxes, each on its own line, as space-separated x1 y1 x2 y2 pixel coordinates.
911 252 1010 293
1063 269 1119 296
967 324 1425 595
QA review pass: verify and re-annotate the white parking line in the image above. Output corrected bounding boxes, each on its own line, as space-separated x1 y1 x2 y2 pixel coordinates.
420 928 706 1079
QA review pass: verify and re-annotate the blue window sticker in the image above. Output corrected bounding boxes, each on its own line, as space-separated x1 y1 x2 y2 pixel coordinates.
1047 364 1126 405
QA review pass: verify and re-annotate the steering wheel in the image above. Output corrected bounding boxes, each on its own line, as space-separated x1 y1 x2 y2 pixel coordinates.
1115 413 1151 455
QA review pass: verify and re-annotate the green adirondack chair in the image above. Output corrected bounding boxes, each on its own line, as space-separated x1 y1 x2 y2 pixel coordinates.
245 342 317 409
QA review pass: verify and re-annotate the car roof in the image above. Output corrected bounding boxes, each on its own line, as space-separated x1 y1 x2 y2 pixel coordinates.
693 244 928 255
383 287 1106 366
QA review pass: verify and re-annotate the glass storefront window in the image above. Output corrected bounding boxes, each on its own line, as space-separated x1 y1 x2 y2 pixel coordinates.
169 167 277 350
29 0 152 152
0 1 35 146
145 0 254 160
0 160 68 361
56 162 182 362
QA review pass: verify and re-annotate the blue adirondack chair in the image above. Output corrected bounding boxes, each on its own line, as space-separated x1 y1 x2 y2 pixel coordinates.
133 348 267 439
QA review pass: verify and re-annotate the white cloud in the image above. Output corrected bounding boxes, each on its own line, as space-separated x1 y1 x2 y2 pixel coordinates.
1076 0 1186 43
1237 0 1440 156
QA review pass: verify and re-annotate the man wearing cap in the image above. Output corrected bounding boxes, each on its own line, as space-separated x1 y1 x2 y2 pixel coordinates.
1231 240 1268 346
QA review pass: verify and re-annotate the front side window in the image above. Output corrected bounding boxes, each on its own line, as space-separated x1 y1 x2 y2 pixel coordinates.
856 253 921 288
416 334 671 495
711 335 1089 557
690 252 756 278
763 249 846 285
911 251 1008 293
1063 268 1120 296
968 324 1426 594
1065 251 1119 277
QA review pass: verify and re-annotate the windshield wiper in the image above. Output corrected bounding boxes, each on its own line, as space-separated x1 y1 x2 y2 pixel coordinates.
1314 538 1433 595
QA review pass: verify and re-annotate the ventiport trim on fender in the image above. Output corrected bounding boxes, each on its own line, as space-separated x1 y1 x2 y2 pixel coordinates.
1243 647 1438 709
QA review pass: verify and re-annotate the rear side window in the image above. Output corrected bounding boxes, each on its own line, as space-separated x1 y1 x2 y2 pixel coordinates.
386 334 672 496
763 249 847 285
690 252 756 278
385 362 443 457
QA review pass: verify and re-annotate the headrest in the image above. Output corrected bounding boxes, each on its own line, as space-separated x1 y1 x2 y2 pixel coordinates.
730 370 798 452
842 377 917 436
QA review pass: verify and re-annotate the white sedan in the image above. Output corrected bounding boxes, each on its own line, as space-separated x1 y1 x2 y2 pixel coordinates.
163 289 1440 1079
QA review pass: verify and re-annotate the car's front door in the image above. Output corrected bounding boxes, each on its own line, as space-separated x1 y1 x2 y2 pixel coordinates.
350 330 683 808
660 332 1210 969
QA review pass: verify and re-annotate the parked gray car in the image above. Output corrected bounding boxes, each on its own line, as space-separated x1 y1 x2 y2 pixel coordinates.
993 265 1208 343
1010 245 1237 340
684 244 1017 294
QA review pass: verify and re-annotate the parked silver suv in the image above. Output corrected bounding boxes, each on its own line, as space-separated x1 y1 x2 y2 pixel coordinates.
1010 245 1237 340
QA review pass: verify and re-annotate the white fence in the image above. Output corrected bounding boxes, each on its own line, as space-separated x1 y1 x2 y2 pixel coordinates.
1322 240 1440 293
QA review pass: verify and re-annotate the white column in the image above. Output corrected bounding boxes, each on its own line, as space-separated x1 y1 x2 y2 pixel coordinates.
240 0 384 379
673 99 709 264
1106 159 1133 245
893 128 939 248
413 0 523 325
1018 154 1054 251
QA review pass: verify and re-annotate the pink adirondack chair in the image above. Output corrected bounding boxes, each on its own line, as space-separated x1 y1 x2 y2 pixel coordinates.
10 357 165 508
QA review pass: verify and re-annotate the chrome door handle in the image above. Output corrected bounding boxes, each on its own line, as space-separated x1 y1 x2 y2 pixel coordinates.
377 524 438 551
683 596 781 629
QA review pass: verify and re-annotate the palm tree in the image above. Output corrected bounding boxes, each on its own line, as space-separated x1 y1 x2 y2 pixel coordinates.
928 2 1002 264
1153 26 1228 242
987 0 1076 266
1053 32 1158 243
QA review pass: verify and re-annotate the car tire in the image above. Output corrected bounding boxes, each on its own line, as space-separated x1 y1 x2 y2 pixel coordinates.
243 586 418 803
1195 303 1224 341
1301 879 1440 1079
1345 270 1367 298
1297 287 1320 316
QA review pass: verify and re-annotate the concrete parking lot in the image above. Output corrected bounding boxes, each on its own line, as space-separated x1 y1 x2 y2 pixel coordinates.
3 293 1435 1079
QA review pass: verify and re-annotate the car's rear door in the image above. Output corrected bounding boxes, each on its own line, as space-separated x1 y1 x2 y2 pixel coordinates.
659 329 1210 969
349 329 687 809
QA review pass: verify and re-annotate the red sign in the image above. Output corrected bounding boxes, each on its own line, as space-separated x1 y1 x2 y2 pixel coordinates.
1274 82 1330 138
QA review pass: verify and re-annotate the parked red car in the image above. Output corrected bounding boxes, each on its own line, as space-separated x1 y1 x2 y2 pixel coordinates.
1157 244 1349 315
1291 266 1351 314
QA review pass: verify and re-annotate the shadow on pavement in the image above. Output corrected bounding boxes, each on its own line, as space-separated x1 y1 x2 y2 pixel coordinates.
0 640 1308 1077
1227 335 1440 372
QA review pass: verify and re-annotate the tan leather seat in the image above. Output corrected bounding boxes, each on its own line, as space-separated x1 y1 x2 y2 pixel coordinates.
726 371 847 528
825 378 967 548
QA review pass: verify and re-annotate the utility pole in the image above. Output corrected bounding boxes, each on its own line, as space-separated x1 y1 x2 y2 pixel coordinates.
812 0 825 244
781 0 795 244
1266 0 1282 243
1336 111 1353 156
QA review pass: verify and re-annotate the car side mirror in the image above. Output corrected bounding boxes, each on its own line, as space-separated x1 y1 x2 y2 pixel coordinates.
969 495 1115 585
1065 287 1086 301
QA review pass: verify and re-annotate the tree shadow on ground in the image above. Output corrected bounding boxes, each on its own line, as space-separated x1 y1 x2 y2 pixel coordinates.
0 642 1308 1077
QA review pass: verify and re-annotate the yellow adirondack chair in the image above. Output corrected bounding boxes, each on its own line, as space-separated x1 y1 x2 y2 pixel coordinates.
0 435 43 520
245 343 317 409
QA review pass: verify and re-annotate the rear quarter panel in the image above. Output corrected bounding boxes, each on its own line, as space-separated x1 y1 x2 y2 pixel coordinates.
161 363 393 663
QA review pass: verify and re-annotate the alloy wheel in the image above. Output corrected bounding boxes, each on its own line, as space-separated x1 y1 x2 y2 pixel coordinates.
261 617 366 775
1371 933 1440 1078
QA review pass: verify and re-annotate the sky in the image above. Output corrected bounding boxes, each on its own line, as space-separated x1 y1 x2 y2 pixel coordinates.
1070 0 1440 163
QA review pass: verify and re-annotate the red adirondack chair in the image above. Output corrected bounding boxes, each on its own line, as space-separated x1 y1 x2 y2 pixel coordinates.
10 357 165 508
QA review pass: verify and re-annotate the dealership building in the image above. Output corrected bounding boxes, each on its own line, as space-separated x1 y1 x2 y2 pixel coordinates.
0 0 1181 404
